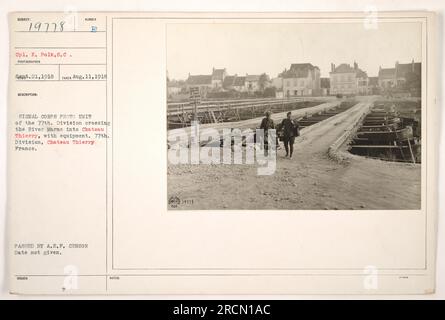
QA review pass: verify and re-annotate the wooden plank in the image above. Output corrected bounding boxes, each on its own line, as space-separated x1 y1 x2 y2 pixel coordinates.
168 101 342 137
351 145 410 149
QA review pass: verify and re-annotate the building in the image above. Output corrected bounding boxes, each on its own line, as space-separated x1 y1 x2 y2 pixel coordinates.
211 67 227 89
395 60 421 86
184 68 227 95
329 62 369 95
167 79 185 96
245 74 261 93
378 60 421 91
281 63 321 97
270 77 283 90
377 67 396 89
185 74 213 95
320 78 330 96
356 68 370 95
223 75 246 92
232 76 246 92
271 77 284 98
222 75 236 90
368 77 379 95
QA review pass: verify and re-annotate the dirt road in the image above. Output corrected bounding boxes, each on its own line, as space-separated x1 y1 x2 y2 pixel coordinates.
167 101 421 210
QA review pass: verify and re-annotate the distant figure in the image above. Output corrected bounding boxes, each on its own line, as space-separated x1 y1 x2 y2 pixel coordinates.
260 111 275 156
280 111 300 158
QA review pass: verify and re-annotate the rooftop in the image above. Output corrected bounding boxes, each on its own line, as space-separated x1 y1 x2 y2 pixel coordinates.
378 68 396 78
212 68 226 80
282 63 319 79
222 75 236 87
330 63 368 78
223 75 246 88
233 76 246 86
186 75 212 85
330 63 355 74
396 62 421 77
167 79 184 87
245 74 261 82
378 61 421 78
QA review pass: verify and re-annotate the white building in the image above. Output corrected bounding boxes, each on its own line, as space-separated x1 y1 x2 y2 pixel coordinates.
281 63 321 97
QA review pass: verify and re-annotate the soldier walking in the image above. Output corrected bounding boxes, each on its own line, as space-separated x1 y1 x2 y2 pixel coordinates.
260 111 275 156
280 111 300 158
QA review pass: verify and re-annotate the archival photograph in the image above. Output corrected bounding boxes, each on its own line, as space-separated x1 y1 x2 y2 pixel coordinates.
166 21 422 210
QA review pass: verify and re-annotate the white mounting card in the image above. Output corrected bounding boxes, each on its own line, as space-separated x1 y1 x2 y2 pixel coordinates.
8 11 438 294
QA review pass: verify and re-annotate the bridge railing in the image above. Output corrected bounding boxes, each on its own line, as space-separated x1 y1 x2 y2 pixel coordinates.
167 97 308 116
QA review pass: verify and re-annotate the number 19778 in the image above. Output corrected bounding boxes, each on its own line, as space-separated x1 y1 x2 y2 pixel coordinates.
28 21 66 32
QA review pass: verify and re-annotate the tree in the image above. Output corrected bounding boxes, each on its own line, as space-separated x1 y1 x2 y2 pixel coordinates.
258 73 269 92
263 86 276 97
403 72 421 97
404 72 421 90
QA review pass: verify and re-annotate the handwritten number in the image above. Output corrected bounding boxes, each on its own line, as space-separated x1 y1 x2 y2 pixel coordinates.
27 21 66 32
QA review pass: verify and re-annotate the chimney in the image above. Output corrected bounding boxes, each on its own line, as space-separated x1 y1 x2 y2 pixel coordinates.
412 59 415 72
354 61 358 70
331 63 335 72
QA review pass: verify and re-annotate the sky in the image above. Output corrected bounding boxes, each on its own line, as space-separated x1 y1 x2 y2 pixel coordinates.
166 21 422 80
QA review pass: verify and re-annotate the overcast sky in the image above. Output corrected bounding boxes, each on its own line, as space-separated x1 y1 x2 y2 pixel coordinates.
166 21 422 80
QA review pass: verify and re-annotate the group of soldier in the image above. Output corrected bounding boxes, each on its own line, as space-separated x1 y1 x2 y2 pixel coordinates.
259 111 300 158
